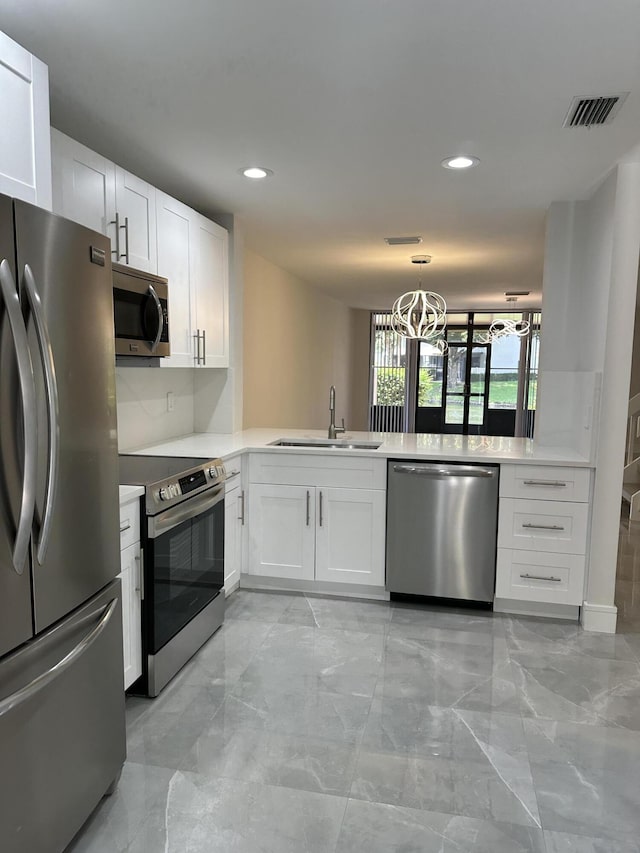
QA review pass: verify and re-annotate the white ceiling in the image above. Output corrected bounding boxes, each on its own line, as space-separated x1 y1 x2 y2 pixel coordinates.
3 0 640 310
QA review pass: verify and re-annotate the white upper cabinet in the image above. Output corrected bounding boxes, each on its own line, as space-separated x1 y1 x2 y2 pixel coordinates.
156 193 229 369
51 130 230 366
51 130 156 273
51 130 116 235
156 191 195 367
114 167 156 273
192 214 229 367
0 31 52 208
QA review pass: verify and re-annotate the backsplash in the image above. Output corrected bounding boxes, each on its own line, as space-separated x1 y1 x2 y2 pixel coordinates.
115 367 195 451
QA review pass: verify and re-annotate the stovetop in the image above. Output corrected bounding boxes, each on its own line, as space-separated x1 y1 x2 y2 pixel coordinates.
119 454 226 514
119 454 215 486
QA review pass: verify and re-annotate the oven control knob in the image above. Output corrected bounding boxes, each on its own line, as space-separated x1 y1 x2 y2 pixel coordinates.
158 487 170 501
209 466 219 479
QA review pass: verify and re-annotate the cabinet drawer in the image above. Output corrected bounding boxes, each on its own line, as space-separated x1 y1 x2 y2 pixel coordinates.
500 465 591 503
119 499 140 551
249 451 386 489
224 454 243 489
496 548 585 605
498 498 588 555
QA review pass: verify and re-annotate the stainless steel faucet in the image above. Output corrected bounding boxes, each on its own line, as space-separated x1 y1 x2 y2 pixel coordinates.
328 385 346 439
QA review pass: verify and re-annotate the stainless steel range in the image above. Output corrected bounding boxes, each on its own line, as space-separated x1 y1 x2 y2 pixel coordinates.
119 455 226 696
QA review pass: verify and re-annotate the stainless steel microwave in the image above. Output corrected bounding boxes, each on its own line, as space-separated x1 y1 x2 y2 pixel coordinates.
113 263 170 357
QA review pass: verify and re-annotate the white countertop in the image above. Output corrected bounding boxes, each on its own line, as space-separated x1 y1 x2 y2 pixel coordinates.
119 484 144 503
128 428 592 467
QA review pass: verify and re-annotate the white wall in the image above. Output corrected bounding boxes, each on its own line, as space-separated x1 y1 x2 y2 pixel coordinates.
115 367 195 451
242 249 362 430
537 159 640 631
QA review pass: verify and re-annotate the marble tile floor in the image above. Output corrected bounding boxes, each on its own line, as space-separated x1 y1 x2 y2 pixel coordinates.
67 590 640 853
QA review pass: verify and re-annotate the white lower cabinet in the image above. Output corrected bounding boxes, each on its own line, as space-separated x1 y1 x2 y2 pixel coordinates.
249 484 316 580
247 461 386 589
119 541 143 690
224 483 245 593
315 488 386 585
495 464 591 608
118 495 143 690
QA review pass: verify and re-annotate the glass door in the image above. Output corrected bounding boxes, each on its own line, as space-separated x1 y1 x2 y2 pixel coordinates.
443 342 489 434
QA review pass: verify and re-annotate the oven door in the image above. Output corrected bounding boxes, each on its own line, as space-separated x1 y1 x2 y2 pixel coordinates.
145 485 224 655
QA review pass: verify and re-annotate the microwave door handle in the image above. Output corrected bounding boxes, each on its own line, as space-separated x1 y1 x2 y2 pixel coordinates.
22 264 59 565
0 260 37 575
148 285 163 353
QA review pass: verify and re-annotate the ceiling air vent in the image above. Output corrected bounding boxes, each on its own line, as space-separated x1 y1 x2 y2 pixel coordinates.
384 236 422 245
563 93 628 128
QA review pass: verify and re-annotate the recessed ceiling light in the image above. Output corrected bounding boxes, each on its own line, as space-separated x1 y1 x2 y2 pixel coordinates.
441 155 479 170
240 167 273 179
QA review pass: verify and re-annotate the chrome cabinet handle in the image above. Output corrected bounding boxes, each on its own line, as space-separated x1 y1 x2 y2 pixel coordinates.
239 490 245 525
520 573 562 583
193 328 201 364
0 260 37 576
202 328 206 365
148 284 163 353
0 598 117 718
522 523 565 531
135 552 144 600
119 521 131 533
523 480 567 487
23 264 60 566
306 490 310 526
109 212 120 259
225 470 240 480
319 491 323 527
119 216 129 264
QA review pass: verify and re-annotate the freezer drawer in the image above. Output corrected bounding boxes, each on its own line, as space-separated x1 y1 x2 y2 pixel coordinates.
0 580 126 853
386 460 499 602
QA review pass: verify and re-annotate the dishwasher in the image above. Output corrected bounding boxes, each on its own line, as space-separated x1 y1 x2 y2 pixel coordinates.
386 460 499 604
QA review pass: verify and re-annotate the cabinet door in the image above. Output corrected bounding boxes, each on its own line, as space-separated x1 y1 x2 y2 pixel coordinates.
224 485 243 593
192 213 229 367
315 488 386 586
115 166 157 273
156 191 195 367
248 484 315 580
0 32 51 208
119 542 142 690
51 129 116 240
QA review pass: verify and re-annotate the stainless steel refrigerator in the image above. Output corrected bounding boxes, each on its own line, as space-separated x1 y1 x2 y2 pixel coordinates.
0 196 126 853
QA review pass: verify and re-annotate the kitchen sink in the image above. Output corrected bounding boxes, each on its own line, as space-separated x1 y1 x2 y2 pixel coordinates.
269 438 382 450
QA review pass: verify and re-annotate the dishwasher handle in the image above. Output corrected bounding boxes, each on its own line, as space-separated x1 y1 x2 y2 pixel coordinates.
392 463 497 478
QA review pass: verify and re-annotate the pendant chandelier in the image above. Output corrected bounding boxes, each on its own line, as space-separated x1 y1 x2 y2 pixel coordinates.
482 317 530 344
390 256 448 354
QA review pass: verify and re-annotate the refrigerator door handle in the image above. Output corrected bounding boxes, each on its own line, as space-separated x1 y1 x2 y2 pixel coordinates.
148 284 163 353
22 264 60 565
0 259 37 576
0 597 117 719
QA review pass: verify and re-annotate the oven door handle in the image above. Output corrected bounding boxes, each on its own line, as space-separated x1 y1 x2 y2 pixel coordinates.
148 485 224 539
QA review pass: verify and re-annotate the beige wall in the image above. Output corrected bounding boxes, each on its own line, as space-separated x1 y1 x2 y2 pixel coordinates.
243 250 370 430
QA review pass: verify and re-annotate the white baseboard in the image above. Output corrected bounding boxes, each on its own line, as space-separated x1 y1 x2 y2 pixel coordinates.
223 579 240 597
581 602 618 634
493 598 580 621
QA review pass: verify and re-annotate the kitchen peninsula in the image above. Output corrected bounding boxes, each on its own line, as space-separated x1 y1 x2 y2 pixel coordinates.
128 429 593 624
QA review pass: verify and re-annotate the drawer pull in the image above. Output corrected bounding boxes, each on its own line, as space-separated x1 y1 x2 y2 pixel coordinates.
523 480 567 487
225 470 240 480
119 521 131 533
520 573 562 583
522 523 565 531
